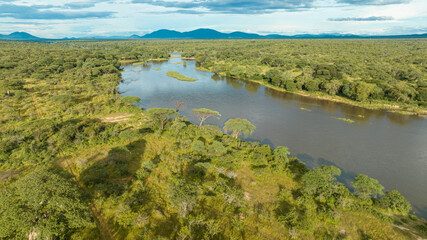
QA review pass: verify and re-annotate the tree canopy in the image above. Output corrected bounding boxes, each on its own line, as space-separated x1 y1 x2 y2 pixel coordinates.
223 118 256 138
352 174 384 199
0 167 91 239
144 108 177 129
192 108 221 126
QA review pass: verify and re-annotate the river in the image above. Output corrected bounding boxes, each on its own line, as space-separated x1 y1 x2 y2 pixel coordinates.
118 55 427 218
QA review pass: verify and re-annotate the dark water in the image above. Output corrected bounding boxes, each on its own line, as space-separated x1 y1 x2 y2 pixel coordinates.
118 55 427 218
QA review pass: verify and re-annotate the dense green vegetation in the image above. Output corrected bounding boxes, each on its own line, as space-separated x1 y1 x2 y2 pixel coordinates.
167 71 196 82
183 39 427 115
1 40 426 239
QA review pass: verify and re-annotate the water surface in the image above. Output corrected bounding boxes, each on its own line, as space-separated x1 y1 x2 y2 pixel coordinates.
119 55 427 218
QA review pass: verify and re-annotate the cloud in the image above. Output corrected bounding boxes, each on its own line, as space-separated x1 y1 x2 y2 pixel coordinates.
0 4 114 19
64 2 98 9
336 0 411 5
328 16 394 21
383 26 427 34
132 0 316 14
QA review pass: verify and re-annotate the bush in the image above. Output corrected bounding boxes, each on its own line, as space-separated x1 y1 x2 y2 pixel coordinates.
121 96 142 104
192 140 206 154
207 141 227 156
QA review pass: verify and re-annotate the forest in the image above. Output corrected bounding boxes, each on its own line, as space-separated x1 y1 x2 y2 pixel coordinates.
1 40 427 239
183 39 427 115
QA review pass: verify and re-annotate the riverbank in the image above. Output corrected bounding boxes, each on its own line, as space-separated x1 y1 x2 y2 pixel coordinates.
120 56 195 66
195 66 427 117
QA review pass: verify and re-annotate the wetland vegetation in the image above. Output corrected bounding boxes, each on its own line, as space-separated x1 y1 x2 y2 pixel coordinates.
167 71 197 81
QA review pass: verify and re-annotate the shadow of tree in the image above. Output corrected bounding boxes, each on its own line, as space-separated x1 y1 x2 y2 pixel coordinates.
79 139 146 197
296 153 357 189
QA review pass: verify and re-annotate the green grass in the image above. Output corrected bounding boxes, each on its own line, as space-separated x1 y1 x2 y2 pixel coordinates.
166 71 196 82
300 107 312 112
334 117 355 123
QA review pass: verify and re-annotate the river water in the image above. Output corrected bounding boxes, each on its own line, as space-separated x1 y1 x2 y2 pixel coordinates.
118 55 427 218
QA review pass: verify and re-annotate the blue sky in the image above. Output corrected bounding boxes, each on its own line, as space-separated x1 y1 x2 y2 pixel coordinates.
0 0 426 37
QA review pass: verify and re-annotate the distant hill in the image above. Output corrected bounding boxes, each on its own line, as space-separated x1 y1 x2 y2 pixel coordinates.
133 28 427 39
138 28 264 39
1 30 426 41
0 32 41 40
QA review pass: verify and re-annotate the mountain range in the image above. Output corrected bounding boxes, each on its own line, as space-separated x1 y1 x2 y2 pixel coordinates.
1 29 427 40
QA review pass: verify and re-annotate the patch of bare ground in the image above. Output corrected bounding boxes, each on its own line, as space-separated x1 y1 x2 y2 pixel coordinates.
101 113 134 123
393 224 425 240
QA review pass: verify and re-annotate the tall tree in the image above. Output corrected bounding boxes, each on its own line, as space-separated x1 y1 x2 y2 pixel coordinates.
352 174 384 199
223 118 255 139
192 108 221 127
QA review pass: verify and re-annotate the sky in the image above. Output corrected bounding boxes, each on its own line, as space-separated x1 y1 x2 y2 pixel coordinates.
0 0 426 38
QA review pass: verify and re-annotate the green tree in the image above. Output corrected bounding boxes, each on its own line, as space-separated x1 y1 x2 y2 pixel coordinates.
192 108 221 127
301 166 341 199
271 146 290 170
145 108 177 130
0 167 91 239
354 82 376 101
305 79 320 92
379 190 412 214
284 79 297 91
207 141 227 156
388 81 417 102
324 80 343 95
192 140 206 154
351 174 384 199
0 77 24 95
223 118 255 139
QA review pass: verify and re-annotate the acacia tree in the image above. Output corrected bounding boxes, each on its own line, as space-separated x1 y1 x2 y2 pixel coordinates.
223 118 255 139
192 108 221 127
145 108 177 130
351 174 384 199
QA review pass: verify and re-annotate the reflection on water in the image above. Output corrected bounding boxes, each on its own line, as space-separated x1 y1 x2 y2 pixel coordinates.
118 55 427 218
244 81 260 93
226 78 244 89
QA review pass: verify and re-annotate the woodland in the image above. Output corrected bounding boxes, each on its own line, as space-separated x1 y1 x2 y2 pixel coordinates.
0 40 426 239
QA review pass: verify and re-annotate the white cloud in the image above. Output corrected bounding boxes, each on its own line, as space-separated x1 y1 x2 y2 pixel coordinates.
0 0 426 37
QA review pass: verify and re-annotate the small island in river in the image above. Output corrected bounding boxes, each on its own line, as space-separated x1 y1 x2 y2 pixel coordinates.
167 71 196 81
